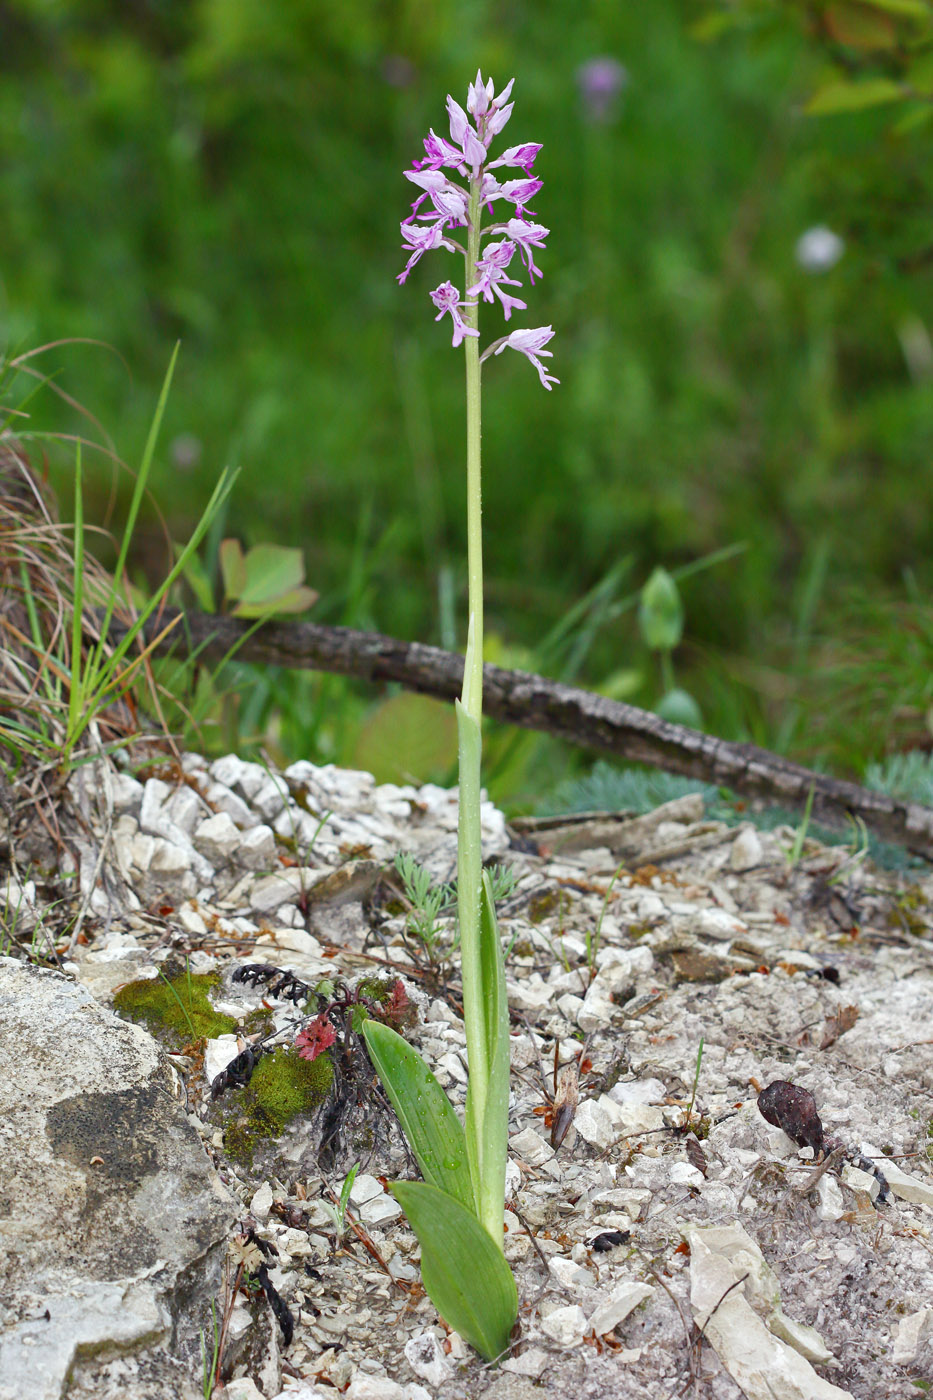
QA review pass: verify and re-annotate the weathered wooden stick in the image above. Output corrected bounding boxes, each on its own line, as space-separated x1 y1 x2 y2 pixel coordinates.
134 608 933 857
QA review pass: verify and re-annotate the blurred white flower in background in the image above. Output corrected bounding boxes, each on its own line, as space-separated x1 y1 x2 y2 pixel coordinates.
795 226 845 274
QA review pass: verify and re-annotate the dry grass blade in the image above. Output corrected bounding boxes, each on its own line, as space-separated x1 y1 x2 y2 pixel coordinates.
0 438 144 763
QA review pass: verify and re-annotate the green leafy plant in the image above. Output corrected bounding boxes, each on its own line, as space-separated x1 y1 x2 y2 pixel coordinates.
394 851 517 968
205 537 319 617
694 0 933 129
685 1036 705 1132
394 851 456 962
362 70 560 1362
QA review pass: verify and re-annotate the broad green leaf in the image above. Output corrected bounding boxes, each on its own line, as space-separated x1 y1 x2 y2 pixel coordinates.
236 542 306 607
354 692 457 785
805 77 904 113
219 537 247 599
390 1180 517 1361
656 687 704 729
361 1020 475 1215
233 584 318 617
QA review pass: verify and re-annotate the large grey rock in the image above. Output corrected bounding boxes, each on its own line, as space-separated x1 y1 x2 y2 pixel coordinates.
0 958 237 1400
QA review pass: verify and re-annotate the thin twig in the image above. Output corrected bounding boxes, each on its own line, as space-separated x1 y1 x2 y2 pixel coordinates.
791 1143 848 1196
695 1272 749 1336
119 607 933 858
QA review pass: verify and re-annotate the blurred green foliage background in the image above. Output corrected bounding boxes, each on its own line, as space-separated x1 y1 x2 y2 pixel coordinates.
2 0 932 800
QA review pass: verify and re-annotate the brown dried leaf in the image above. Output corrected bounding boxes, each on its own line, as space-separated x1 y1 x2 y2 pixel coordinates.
820 1004 859 1050
757 1080 824 1153
685 1135 709 1178
551 1061 580 1149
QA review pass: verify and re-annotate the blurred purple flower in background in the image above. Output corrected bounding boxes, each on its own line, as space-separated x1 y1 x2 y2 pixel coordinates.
577 56 628 123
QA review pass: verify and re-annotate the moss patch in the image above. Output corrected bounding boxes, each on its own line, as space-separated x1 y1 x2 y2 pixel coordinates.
528 889 560 923
113 970 236 1047
356 975 397 1004
221 1046 334 1164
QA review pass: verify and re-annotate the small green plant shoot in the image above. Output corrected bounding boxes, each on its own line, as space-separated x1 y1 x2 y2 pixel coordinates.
686 1036 705 1131
394 851 456 960
321 1162 360 1240
200 1299 220 1400
362 71 557 1361
638 566 702 729
394 851 517 965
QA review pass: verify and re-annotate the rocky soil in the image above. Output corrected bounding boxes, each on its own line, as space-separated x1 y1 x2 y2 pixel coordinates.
2 746 933 1400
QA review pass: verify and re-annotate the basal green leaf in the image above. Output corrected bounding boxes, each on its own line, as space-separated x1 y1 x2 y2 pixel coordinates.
479 873 510 1202
390 1180 517 1361
361 1020 475 1215
805 76 904 114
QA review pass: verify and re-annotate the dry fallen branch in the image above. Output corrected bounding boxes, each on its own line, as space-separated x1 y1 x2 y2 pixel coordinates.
126 608 933 860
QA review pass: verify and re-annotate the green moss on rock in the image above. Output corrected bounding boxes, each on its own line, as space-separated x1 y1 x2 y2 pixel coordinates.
356 975 396 1004
222 1047 334 1163
113 970 236 1047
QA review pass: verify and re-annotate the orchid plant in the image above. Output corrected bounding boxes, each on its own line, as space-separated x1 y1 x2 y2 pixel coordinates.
361 71 556 1363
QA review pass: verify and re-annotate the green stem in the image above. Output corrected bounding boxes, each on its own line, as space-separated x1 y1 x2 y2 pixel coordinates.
458 173 493 1229
660 648 675 697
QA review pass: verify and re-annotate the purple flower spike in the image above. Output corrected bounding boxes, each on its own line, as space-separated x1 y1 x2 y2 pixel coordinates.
491 326 559 390
430 281 481 347
398 73 556 389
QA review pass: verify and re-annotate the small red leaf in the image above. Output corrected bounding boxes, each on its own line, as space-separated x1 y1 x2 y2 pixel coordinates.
296 1013 337 1061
